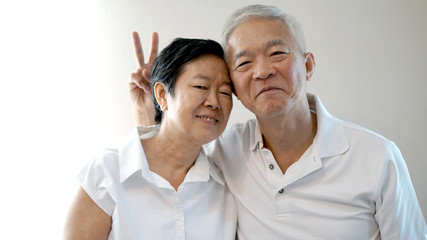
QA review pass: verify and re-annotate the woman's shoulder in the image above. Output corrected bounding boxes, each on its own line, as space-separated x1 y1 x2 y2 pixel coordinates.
79 148 121 185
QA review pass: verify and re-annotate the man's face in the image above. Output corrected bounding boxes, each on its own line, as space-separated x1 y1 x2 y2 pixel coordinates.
226 18 314 120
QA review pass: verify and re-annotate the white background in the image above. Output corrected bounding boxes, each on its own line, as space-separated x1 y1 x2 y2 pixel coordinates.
0 0 425 238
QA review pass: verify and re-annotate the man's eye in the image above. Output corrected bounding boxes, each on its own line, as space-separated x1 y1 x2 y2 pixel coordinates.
272 51 285 56
237 61 250 68
234 61 251 72
195 85 207 90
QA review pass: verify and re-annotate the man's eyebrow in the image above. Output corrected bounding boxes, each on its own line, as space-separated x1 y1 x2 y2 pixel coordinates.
232 39 290 65
266 39 289 49
233 51 249 65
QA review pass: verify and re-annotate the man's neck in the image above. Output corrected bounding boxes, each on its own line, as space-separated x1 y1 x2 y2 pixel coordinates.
258 107 317 174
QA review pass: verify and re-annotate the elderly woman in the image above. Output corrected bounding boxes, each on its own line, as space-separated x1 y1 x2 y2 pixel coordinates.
64 36 236 239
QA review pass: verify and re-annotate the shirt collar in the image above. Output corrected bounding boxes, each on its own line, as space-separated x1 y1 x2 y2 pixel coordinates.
187 148 225 185
250 120 263 151
248 93 349 158
307 93 349 158
119 125 224 185
119 125 159 183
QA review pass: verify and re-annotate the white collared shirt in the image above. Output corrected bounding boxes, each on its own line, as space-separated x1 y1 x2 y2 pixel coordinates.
205 93 427 240
78 125 237 240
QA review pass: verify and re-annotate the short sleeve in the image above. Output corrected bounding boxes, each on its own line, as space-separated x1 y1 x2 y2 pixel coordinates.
374 142 427 239
77 148 119 216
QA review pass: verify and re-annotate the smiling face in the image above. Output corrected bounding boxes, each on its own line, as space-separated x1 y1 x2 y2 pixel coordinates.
226 18 314 120
156 54 233 145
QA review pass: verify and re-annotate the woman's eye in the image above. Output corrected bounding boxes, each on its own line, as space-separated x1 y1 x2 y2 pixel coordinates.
220 91 232 97
195 85 207 90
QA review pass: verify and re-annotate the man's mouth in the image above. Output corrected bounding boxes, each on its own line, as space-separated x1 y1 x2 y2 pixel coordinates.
257 87 280 97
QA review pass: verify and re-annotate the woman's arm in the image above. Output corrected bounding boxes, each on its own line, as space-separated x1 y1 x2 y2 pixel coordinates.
64 187 112 240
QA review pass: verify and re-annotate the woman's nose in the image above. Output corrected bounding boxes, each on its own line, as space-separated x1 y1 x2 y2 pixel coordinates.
205 91 220 109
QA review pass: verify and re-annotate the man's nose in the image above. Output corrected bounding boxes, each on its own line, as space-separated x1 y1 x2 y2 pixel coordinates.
253 57 276 80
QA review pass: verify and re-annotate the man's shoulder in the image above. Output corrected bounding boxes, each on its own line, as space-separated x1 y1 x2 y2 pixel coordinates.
339 120 397 153
204 119 256 159
221 119 257 139
341 120 390 141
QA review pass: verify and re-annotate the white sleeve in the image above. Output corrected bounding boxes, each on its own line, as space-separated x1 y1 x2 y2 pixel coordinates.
77 149 118 216
374 142 427 239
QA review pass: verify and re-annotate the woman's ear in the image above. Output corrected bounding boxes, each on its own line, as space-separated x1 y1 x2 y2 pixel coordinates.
304 52 316 81
154 82 168 111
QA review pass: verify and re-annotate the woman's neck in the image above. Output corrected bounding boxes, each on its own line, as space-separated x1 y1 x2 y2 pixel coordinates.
141 124 202 190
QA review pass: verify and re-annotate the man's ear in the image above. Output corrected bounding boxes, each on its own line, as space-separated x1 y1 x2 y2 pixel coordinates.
304 52 316 81
154 82 168 111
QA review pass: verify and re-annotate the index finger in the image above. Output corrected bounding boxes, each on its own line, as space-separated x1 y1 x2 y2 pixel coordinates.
132 31 145 68
148 32 159 64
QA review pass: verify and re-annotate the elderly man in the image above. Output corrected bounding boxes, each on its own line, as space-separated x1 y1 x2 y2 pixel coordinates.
130 4 427 239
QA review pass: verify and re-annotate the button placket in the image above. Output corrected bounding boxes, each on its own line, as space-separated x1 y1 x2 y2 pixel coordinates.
172 189 185 240
259 148 284 192
275 185 293 217
175 206 185 240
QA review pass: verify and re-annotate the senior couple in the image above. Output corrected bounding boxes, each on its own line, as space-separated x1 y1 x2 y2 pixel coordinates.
65 4 427 239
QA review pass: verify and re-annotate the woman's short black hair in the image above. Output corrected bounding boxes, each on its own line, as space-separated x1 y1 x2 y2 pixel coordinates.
151 38 225 123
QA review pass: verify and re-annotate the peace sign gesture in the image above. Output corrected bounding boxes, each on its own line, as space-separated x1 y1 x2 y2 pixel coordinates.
129 31 159 126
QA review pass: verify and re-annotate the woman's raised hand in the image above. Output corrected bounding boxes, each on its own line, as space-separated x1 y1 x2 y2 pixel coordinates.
128 31 159 125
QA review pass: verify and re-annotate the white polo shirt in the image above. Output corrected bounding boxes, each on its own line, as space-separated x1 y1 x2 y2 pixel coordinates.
205 93 427 239
79 125 237 240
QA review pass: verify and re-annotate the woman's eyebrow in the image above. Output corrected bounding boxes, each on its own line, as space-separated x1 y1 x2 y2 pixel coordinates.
193 74 211 81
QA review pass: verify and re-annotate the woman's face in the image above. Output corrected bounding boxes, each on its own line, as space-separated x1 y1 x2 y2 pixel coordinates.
158 54 233 145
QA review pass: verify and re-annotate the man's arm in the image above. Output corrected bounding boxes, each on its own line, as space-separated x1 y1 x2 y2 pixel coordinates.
375 142 427 239
128 31 159 126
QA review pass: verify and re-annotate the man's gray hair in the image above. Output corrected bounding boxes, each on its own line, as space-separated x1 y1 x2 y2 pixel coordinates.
222 4 307 55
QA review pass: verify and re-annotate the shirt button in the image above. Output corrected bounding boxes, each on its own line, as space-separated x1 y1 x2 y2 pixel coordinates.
278 189 284 194
269 164 274 170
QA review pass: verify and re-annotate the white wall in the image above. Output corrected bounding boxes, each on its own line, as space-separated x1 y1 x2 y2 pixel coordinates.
0 0 425 238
